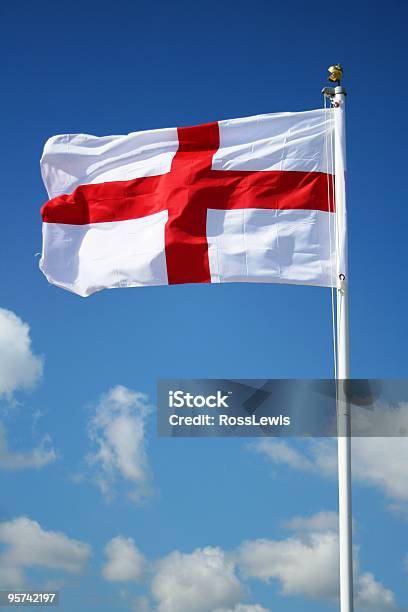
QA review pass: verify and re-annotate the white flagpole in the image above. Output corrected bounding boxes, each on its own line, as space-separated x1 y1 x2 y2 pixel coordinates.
329 67 354 612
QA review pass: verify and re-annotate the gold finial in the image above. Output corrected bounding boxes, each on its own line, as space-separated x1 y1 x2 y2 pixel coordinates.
328 64 343 83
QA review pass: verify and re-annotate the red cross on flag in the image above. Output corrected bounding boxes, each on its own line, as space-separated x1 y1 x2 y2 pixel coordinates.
40 110 336 297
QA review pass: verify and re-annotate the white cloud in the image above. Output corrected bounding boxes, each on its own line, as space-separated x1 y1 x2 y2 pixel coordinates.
0 564 24 589
283 511 339 533
239 532 339 599
0 308 43 399
248 438 336 478
0 422 56 469
101 515 398 612
351 438 408 502
248 435 408 507
248 439 314 471
352 401 408 437
151 547 244 612
216 605 270 612
238 511 396 609
102 535 145 582
130 593 269 612
355 572 396 611
101 540 266 612
0 517 91 588
87 386 153 502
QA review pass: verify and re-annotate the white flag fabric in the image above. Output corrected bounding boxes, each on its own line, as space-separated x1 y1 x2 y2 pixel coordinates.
40 110 336 297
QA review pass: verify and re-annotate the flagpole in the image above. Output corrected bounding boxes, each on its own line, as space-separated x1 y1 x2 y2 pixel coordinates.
327 65 354 612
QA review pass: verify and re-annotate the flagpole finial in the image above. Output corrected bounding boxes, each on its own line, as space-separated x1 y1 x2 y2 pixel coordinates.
322 64 346 99
328 63 343 83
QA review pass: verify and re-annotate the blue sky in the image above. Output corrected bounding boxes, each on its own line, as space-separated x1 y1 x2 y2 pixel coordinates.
0 1 407 610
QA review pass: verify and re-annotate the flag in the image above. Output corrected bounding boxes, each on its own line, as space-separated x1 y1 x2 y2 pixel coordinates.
40 110 335 297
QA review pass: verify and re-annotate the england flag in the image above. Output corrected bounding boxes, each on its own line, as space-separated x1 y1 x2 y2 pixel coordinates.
40 110 336 297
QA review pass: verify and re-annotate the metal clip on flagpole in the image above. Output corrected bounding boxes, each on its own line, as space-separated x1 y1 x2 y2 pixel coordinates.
323 64 354 612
